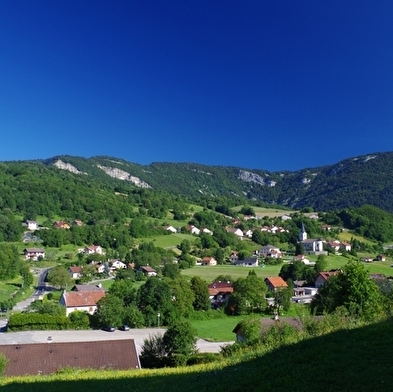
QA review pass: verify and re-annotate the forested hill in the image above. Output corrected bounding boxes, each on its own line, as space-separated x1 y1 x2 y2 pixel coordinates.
2 151 393 213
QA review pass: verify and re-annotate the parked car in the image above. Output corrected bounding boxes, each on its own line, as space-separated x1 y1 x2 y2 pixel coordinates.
102 326 115 332
119 325 130 331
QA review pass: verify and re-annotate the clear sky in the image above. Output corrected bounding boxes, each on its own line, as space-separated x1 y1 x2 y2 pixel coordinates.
1 1 393 171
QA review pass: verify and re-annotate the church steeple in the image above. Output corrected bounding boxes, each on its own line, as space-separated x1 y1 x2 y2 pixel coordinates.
299 222 307 241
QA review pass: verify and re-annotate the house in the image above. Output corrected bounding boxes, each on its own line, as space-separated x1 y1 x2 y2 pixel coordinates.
110 259 127 270
259 245 282 258
165 225 177 233
23 220 38 231
201 257 217 266
229 251 239 264
361 257 374 263
139 266 157 277
208 281 234 308
264 276 288 292
340 242 352 252
315 270 340 288
52 221 71 229
59 290 105 316
84 245 104 255
321 224 331 231
187 225 200 235
72 219 83 227
0 339 140 376
68 266 82 279
201 227 213 235
377 254 386 262
23 247 45 261
235 257 258 267
281 214 292 221
226 228 244 238
243 229 253 238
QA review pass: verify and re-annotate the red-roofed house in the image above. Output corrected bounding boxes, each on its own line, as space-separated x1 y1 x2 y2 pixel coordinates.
59 290 105 316
53 221 71 229
84 245 104 255
68 266 82 279
264 276 288 292
315 270 340 288
201 257 217 266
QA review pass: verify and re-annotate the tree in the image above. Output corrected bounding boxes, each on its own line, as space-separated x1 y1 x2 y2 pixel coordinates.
19 261 33 288
47 266 72 289
190 276 210 311
162 262 180 279
140 334 167 368
137 277 174 326
226 273 267 315
163 319 197 358
310 260 384 319
69 311 90 329
168 277 195 318
96 294 124 327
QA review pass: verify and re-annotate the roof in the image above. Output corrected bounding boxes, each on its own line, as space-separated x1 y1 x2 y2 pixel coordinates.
208 281 234 295
68 266 82 273
317 270 340 282
24 248 45 253
140 266 157 273
61 291 105 307
265 276 288 288
0 339 140 376
71 284 105 292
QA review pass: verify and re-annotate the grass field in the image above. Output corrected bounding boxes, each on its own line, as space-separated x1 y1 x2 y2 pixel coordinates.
142 233 197 249
181 264 284 282
190 316 243 341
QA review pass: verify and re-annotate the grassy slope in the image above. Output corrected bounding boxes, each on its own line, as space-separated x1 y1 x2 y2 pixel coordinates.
2 317 393 391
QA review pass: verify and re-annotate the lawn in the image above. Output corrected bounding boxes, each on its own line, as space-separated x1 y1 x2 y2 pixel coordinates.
190 316 242 342
181 264 284 282
141 233 197 249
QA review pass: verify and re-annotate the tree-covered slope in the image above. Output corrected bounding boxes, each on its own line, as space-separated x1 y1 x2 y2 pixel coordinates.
2 151 393 213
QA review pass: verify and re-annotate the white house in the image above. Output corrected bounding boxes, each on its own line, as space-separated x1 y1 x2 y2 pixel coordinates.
24 220 38 231
201 227 213 235
59 290 105 316
23 248 45 261
226 228 244 238
110 260 127 270
84 245 104 255
68 266 82 279
188 225 201 235
201 257 217 266
165 225 177 233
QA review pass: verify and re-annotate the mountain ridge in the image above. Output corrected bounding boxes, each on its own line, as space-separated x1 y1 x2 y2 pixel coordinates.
2 151 393 213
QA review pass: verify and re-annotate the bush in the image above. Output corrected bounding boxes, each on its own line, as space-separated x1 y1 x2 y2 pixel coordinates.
69 311 90 329
167 353 187 367
0 352 8 377
7 313 72 331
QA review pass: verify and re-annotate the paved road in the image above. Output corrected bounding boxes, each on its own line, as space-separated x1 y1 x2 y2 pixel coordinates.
0 325 232 354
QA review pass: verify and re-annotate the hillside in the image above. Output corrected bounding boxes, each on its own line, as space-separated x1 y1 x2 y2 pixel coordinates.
43 151 393 213
2 317 393 391
1 151 393 214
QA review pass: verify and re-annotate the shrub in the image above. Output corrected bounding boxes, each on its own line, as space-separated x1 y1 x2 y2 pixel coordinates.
167 353 187 367
0 352 8 377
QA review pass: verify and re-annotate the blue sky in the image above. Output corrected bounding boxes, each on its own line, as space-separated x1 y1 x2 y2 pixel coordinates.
1 1 393 171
